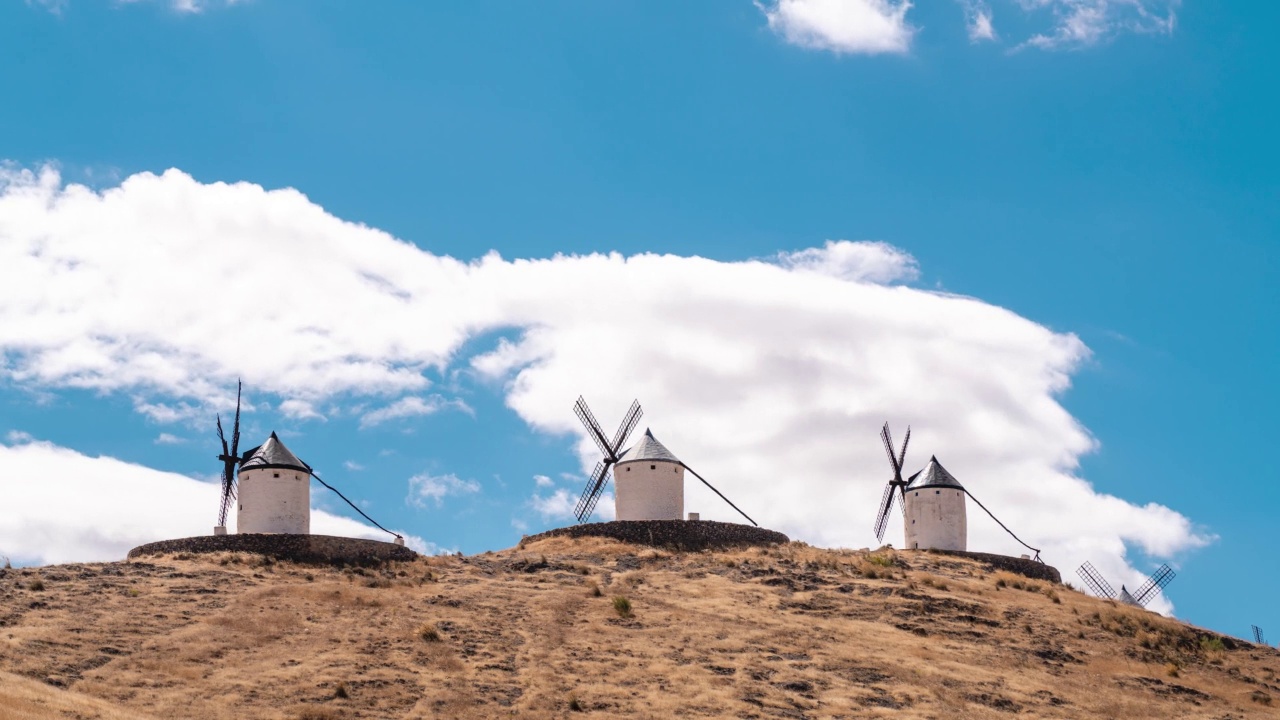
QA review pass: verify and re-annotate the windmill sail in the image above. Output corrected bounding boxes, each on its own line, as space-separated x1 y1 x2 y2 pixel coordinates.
571 397 642 523
872 423 909 543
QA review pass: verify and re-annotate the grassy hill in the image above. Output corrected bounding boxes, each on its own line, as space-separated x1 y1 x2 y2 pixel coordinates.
0 536 1276 719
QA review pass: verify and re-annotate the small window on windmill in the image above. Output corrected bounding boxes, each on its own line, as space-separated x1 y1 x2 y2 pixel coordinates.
935 490 940 495
650 464 656 470
273 472 280 478
626 467 631 471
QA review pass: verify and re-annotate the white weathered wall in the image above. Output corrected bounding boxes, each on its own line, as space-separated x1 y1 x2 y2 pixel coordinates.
903 487 966 551
614 459 684 521
237 467 310 534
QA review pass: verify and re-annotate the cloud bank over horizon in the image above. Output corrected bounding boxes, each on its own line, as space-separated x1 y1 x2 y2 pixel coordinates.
0 434 434 566
0 165 1210 613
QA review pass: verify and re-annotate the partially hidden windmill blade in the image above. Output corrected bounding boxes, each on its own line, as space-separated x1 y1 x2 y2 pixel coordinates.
682 463 758 527
1252 625 1265 645
1131 564 1175 607
215 381 243 529
1076 561 1117 600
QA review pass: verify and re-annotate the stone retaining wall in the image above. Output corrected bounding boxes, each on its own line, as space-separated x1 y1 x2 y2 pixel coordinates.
522 520 789 551
929 549 1062 583
127 534 418 567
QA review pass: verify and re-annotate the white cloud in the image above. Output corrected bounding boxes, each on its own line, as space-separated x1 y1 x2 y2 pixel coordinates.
6 430 35 444
406 472 481 509
0 437 428 566
279 399 325 421
533 474 555 488
119 0 248 14
961 0 998 41
775 240 919 283
360 395 471 428
1015 0 1177 49
757 0 914 55
343 460 364 472
0 166 1212 614
154 432 186 445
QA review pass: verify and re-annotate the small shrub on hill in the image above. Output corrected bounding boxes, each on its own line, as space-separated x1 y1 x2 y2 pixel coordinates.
28 578 45 591
612 596 633 618
418 624 442 642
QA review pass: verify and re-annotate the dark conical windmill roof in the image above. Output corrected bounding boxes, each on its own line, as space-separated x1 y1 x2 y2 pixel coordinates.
617 428 681 465
239 432 311 474
904 456 964 491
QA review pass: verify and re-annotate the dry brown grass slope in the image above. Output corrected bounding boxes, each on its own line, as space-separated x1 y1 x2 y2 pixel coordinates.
0 538 1277 719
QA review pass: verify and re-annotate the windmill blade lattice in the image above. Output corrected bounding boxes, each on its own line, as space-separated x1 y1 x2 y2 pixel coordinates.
1076 561 1117 600
1131 564 1175 607
1252 625 1265 645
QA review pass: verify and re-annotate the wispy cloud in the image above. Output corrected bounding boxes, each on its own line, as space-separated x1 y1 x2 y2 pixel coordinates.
360 396 471 428
279 399 325 422
756 0 914 55
406 472 480 509
1015 0 1177 50
154 433 186 445
961 0 998 42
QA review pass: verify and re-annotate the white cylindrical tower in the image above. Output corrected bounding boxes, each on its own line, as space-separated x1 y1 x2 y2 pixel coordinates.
236 432 312 535
903 456 967 551
613 429 684 521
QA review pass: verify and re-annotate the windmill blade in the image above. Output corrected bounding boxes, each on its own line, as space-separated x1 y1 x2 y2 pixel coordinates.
895 426 911 472
573 461 612 523
573 397 614 460
872 482 896 542
1131 564 1175 606
682 464 758 527
230 380 242 457
1252 625 1265 645
1076 562 1117 600
608 399 643 456
880 423 900 474
216 414 229 457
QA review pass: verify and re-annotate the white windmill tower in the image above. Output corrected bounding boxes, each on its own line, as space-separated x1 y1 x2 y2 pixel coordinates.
614 429 686 521
902 456 967 551
236 432 313 535
570 397 759 526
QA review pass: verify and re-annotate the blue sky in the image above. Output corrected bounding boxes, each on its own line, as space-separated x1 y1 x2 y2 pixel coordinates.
0 0 1275 641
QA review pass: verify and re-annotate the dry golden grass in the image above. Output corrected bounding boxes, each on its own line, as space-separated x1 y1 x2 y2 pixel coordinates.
0 540 1276 719
0 669 157 720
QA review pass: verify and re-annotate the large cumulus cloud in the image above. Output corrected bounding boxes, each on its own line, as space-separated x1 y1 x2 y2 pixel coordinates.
0 166 1209 612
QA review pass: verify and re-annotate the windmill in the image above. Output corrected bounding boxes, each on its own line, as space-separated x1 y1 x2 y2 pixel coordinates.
213 380 243 535
1076 561 1176 608
572 396 644 523
1252 625 1266 645
872 422 910 544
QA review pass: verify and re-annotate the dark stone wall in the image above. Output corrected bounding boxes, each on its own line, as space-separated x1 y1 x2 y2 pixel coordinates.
522 520 789 551
127 534 418 567
928 549 1062 583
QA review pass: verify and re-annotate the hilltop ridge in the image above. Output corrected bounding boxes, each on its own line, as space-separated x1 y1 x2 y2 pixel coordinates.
0 538 1275 719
